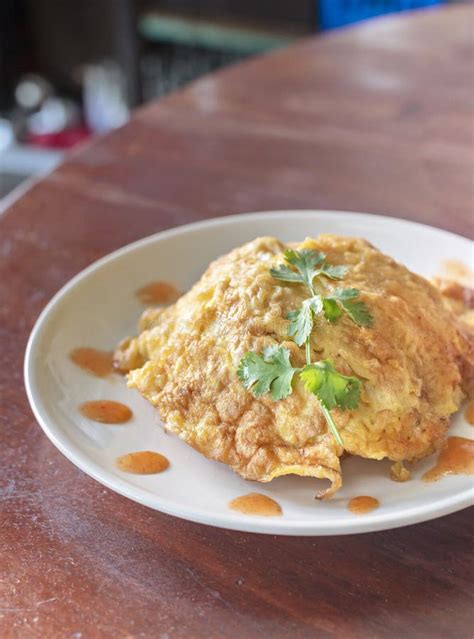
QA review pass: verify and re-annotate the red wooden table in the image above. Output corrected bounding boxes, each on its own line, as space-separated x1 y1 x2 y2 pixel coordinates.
1 6 473 638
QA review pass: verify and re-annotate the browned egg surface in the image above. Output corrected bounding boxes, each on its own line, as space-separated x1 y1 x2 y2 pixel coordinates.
136 281 181 305
422 437 474 482
116 451 169 474
390 462 411 482
347 496 380 515
79 400 132 424
229 493 282 517
69 347 114 377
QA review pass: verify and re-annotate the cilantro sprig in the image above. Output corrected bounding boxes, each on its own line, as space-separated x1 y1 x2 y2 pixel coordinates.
237 345 297 400
238 247 373 447
270 248 348 288
238 349 359 446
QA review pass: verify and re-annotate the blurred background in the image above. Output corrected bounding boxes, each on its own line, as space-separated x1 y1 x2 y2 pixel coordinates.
0 0 461 202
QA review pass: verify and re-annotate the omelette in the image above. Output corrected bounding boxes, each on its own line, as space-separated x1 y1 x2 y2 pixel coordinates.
114 235 473 498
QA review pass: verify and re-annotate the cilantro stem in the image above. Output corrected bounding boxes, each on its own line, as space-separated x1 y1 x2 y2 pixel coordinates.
305 282 316 365
304 266 347 448
320 404 344 447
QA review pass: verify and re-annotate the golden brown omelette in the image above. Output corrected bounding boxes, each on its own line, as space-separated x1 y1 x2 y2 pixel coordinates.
114 235 473 497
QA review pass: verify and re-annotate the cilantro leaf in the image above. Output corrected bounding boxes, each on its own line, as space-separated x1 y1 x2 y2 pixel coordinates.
270 249 325 289
322 298 343 322
323 288 373 327
284 249 327 289
237 345 297 400
339 298 373 327
268 263 303 284
299 360 361 410
270 248 348 291
318 264 348 280
287 296 323 346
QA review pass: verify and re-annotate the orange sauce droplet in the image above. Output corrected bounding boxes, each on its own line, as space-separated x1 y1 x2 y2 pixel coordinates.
136 281 180 305
116 451 169 474
348 496 380 515
422 436 474 482
79 400 132 424
465 402 474 426
70 347 114 377
229 493 282 517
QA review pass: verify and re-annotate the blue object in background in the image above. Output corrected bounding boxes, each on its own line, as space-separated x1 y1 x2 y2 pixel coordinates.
319 0 445 30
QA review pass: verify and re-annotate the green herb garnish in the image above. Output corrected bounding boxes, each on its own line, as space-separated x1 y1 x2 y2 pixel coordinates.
322 288 373 327
299 360 361 411
287 296 323 346
238 248 373 447
237 345 297 401
270 248 348 288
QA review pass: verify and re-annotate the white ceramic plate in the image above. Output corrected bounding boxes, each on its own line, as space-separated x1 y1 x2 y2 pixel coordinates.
24 211 474 535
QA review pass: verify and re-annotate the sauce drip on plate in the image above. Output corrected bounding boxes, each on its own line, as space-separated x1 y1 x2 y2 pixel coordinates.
80 400 132 424
117 451 169 474
136 281 180 305
229 493 282 517
70 347 114 377
464 401 474 426
348 496 380 515
422 436 474 482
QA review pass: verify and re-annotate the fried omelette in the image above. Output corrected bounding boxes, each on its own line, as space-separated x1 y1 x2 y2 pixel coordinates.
115 235 473 497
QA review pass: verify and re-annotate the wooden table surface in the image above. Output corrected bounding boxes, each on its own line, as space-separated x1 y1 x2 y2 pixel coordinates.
1 5 473 638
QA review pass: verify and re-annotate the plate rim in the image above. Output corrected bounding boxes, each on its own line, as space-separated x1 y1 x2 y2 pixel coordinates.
24 210 474 535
